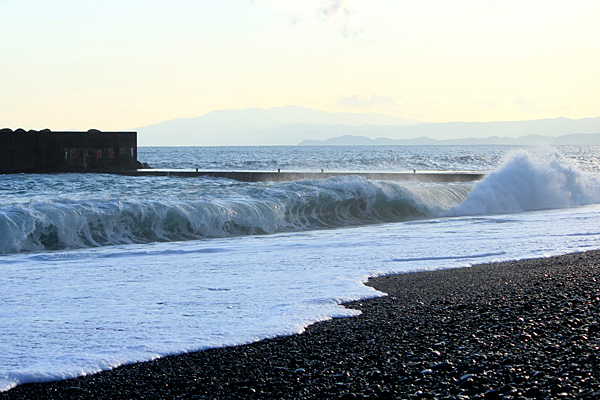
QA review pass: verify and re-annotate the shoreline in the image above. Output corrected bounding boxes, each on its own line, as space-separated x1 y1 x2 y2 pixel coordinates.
3 250 600 399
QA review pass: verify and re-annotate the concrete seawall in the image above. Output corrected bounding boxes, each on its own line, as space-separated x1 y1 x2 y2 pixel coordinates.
114 170 485 183
0 129 138 173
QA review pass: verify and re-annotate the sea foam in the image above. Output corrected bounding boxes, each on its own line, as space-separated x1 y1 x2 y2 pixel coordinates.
446 149 600 216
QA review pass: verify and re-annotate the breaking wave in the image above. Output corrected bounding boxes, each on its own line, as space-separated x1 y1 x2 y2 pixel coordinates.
0 177 469 254
2 148 599 254
446 149 600 216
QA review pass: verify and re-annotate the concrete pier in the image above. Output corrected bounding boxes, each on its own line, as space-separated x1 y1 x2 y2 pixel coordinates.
0 128 485 182
114 169 485 183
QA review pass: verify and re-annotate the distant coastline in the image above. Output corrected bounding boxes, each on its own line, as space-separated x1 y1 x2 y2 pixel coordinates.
298 132 600 146
136 106 600 146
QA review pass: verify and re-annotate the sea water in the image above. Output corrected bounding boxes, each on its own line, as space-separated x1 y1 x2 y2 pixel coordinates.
2 145 600 391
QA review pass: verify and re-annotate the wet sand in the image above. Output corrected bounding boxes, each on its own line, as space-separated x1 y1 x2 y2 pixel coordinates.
3 251 600 399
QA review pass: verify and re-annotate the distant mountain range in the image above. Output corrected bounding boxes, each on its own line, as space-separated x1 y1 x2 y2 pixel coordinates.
136 106 420 146
299 133 600 146
136 106 600 146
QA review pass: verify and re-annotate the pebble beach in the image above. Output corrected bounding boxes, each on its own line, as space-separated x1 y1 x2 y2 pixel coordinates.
3 250 600 400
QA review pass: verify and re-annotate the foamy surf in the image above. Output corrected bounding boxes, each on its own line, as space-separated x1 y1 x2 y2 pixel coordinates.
446 149 600 216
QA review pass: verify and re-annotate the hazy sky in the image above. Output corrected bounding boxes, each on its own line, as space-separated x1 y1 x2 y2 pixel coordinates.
1 0 598 130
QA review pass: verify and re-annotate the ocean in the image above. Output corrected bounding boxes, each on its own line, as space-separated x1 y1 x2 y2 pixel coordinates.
2 145 600 392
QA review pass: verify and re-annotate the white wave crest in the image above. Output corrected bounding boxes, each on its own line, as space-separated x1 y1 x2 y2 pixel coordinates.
0 177 470 254
446 149 600 217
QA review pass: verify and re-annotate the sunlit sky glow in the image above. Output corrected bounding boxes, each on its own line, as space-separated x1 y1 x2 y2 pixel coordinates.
1 0 598 130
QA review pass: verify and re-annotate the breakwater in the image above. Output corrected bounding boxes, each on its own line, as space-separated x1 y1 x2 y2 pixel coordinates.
115 169 485 182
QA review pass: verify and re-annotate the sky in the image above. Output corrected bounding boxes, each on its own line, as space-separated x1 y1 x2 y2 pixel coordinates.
1 0 599 131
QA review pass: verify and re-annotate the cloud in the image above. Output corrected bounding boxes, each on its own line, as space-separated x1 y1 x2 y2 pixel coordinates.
252 0 363 37
319 0 354 22
473 100 497 108
338 94 395 109
513 97 548 114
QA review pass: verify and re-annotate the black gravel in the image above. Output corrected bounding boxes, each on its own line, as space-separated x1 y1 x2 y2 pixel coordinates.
3 251 600 399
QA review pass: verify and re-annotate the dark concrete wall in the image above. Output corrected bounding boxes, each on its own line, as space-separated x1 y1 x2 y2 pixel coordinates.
116 170 485 183
0 129 138 173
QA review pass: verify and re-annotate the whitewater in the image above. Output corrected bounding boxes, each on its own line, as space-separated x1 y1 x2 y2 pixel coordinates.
2 145 600 392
